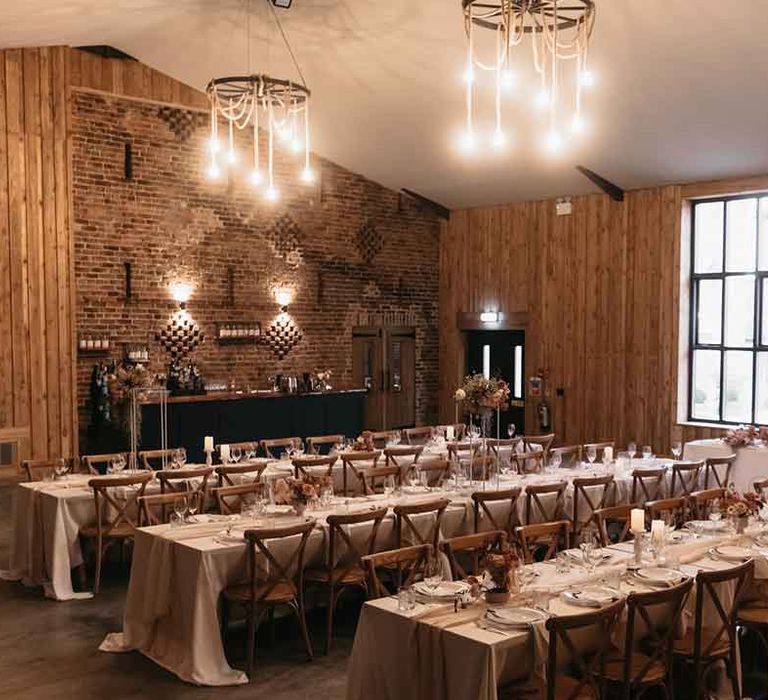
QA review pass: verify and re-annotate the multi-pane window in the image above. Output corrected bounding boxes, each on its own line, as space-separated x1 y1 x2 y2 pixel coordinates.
689 194 768 425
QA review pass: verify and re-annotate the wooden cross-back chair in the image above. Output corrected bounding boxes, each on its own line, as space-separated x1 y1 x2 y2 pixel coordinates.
80 471 153 594
572 475 616 542
213 482 266 515
368 431 399 449
138 491 203 526
138 448 180 471
583 440 615 460
305 507 388 653
82 452 130 475
592 504 634 547
525 481 567 524
22 458 64 482
471 487 521 535
361 543 432 599
484 437 523 458
669 460 704 498
512 451 545 475
604 578 694 700
468 454 497 481
754 477 768 500
260 437 302 459
446 441 482 464
221 520 316 679
645 497 687 527
631 468 666 504
292 455 337 480
393 498 450 551
339 450 380 495
216 462 268 488
672 560 754 700
417 458 452 487
217 441 260 461
359 465 401 495
383 445 423 470
155 466 213 506
549 445 582 468
515 520 571 563
504 598 626 700
306 434 344 455
704 455 736 490
521 433 555 456
404 426 434 446
689 488 726 521
440 530 507 580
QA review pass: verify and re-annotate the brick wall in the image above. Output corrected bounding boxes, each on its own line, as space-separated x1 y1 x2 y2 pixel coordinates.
71 90 440 445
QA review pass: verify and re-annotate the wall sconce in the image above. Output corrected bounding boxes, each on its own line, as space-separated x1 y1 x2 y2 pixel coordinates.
480 311 499 324
170 281 194 309
274 286 293 312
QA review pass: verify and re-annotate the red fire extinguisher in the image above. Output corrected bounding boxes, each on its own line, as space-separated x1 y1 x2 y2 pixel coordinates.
537 400 551 432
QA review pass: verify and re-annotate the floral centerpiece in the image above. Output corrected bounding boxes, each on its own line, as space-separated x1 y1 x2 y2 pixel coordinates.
721 488 764 532
454 374 510 417
351 432 375 452
481 543 520 603
314 367 333 391
723 424 761 447
273 474 332 515
105 361 155 441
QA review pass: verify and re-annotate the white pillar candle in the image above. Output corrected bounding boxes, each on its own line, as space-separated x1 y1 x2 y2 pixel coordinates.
603 446 613 464
650 519 665 546
204 436 214 452
446 425 455 441
220 444 230 463
630 508 645 533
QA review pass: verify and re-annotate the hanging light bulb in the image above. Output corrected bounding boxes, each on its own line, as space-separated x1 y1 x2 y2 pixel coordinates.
249 168 264 187
545 129 563 153
226 148 237 165
579 69 595 87
290 138 303 154
458 129 477 153
491 129 506 149
207 161 221 180
462 64 475 85
500 69 515 91
300 166 314 184
570 114 586 135
208 136 221 155
534 88 550 110
265 185 279 202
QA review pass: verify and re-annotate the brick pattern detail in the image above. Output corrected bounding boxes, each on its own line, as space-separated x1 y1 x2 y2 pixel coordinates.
71 91 440 441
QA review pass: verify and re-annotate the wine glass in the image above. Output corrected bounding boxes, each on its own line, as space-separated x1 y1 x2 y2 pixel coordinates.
549 452 562 472
585 445 597 466
627 442 637 460
245 445 256 462
507 423 516 438
469 424 481 441
408 467 419 488
709 499 722 523
671 441 682 459
174 495 188 523
187 494 199 522
176 447 187 469
423 557 443 596
579 526 599 574
642 445 652 461
54 459 68 480
383 474 395 497
231 447 242 464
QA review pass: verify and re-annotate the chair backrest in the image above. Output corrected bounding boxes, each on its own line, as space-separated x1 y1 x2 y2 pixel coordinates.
88 472 153 537
155 466 213 497
22 458 63 482
471 487 521 535
417 458 452 487
592 504 633 547
368 431 399 449
243 520 316 603
213 482 266 514
525 481 567 524
754 477 768 500
340 450 381 482
516 520 570 563
645 496 687 526
404 426 434 446
215 462 268 487
217 441 260 460
260 437 302 459
550 444 582 468
292 455 337 479
446 441 482 461
359 465 401 495
440 530 507 580
544 598 626 700
619 578 693 692
484 437 523 457
383 445 423 470
704 455 735 490
670 460 704 497
325 507 389 580
362 543 432 598
691 560 754 661
583 440 615 460
512 451 545 474
81 452 129 475
521 433 555 456
689 488 726 520
572 475 616 533
138 491 202 526
306 434 344 455
138 448 178 471
394 498 450 550
630 468 666 503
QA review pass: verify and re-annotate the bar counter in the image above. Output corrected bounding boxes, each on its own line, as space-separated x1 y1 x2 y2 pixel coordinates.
139 389 366 462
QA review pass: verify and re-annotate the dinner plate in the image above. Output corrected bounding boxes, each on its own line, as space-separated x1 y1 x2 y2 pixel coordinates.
413 581 469 598
485 607 545 627
712 545 752 562
561 586 620 608
635 567 683 585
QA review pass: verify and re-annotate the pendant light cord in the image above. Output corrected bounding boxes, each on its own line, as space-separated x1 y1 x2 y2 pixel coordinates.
265 0 307 88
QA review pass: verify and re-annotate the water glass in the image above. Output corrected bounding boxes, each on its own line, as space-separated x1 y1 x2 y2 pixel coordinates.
555 551 571 574
671 441 682 459
585 446 597 465
627 442 637 460
642 445 653 461
507 423 516 438
176 447 187 468
397 586 416 612
532 589 551 612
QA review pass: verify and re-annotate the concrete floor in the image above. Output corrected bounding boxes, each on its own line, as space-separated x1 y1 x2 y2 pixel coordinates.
0 484 351 700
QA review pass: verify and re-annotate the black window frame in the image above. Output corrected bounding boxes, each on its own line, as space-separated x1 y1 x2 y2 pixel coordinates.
688 192 768 426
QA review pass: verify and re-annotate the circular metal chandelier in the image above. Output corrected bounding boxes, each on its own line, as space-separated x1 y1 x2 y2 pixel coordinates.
460 0 596 154
204 1 313 201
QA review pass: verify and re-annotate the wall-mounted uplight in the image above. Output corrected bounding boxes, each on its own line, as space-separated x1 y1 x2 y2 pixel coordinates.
274 286 293 312
170 281 194 309
480 311 499 324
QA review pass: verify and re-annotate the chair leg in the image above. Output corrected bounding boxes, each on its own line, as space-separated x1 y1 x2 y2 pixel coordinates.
246 604 257 681
296 599 314 661
726 654 741 700
93 538 104 595
326 584 336 655
220 598 230 640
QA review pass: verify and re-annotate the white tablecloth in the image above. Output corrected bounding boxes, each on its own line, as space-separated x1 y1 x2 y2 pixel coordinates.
684 439 768 492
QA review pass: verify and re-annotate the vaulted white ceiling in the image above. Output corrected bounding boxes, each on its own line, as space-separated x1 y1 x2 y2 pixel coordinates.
2 1 768 208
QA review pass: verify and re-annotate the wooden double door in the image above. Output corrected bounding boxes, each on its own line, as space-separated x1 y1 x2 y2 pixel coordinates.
352 327 415 431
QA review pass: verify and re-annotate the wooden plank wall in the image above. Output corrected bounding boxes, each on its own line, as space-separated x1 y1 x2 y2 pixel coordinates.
440 181 759 454
0 46 76 462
